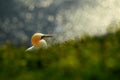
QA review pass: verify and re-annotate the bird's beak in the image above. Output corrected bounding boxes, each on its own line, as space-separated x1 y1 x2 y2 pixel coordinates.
41 34 53 39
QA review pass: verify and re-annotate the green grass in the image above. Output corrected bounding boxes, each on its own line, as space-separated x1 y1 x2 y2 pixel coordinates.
1 30 120 80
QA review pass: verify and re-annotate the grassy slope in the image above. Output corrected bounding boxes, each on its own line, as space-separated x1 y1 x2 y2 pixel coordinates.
1 30 120 80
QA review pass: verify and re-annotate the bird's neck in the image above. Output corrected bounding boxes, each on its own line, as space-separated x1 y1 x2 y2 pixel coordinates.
39 39 47 47
33 39 47 47
32 40 40 47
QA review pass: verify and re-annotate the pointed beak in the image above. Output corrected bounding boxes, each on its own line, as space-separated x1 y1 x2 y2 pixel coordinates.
41 34 53 39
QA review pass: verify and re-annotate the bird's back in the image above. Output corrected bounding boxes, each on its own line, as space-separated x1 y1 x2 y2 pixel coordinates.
25 46 40 51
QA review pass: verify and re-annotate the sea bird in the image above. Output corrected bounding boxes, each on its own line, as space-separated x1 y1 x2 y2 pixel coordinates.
26 33 53 51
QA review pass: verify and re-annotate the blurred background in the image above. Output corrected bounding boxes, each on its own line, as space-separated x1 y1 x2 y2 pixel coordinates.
0 0 120 46
1 0 120 80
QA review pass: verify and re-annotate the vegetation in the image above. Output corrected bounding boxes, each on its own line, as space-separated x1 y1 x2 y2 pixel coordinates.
1 30 120 80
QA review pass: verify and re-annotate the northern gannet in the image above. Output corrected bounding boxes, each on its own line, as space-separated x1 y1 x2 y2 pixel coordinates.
26 33 53 51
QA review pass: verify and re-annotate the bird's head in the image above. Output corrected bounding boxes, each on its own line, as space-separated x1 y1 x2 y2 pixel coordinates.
31 33 53 47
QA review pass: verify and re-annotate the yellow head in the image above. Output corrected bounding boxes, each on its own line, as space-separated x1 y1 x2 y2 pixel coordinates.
31 33 53 47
